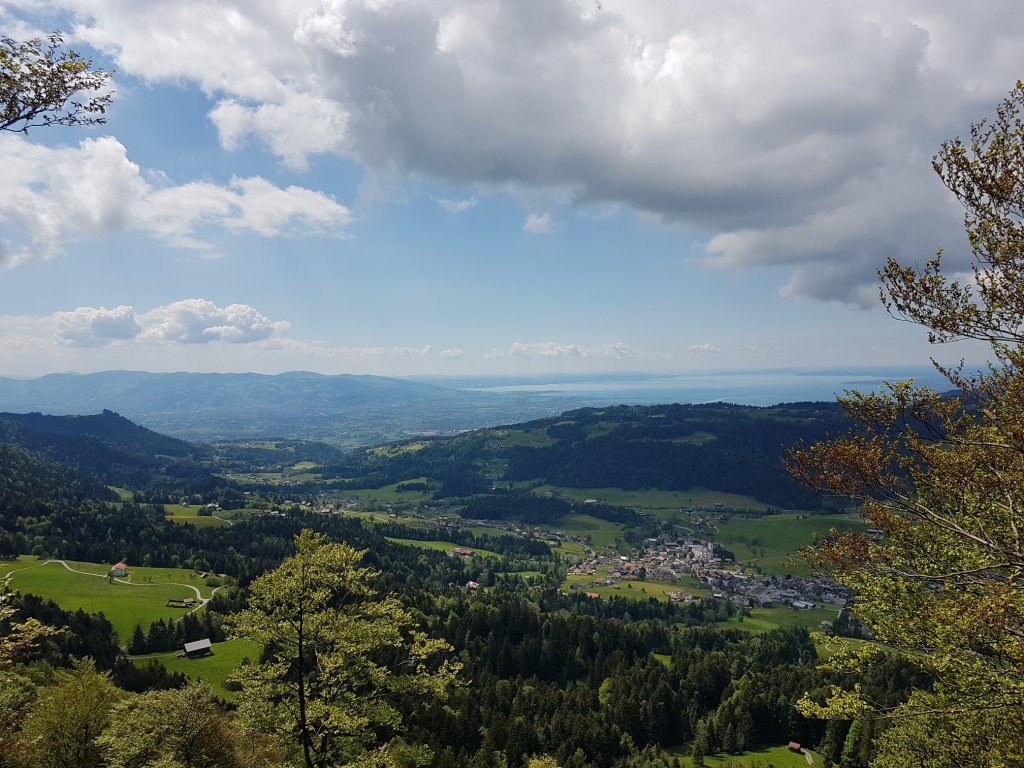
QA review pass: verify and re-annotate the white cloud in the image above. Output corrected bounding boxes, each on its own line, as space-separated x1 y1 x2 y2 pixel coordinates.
0 134 352 265
209 94 350 170
139 299 290 344
508 341 639 359
523 212 553 235
14 0 1024 300
440 348 465 359
687 343 721 354
437 197 478 214
55 305 141 347
510 341 583 358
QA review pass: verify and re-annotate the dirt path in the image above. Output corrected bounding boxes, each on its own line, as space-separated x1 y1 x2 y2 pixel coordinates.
802 747 814 765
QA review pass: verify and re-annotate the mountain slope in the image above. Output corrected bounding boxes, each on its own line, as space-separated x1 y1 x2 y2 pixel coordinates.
323 401 848 510
0 410 217 492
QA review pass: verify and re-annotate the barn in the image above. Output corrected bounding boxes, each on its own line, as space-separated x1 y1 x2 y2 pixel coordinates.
182 638 212 659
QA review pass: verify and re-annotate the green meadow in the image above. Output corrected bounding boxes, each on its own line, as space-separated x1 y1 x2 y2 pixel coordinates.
163 503 231 528
720 604 843 634
555 514 624 548
133 638 261 698
3 558 215 641
535 485 772 514
331 477 435 505
385 538 502 558
669 744 818 768
710 513 865 574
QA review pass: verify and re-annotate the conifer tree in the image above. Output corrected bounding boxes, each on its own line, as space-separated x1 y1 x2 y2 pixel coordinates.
226 530 459 768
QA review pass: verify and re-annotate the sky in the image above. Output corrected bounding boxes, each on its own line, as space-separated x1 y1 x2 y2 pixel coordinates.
0 0 1014 378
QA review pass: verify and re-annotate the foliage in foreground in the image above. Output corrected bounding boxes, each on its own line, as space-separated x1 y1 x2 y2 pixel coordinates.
789 82 1024 766
226 530 460 768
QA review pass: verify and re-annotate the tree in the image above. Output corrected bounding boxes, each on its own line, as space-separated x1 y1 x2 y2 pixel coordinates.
789 83 1024 762
1 33 112 134
226 530 459 768
15 659 119 768
0 595 60 669
97 682 257 768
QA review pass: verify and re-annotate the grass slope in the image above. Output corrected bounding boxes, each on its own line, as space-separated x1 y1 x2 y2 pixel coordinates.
133 638 260 698
671 745 818 767
2 557 215 641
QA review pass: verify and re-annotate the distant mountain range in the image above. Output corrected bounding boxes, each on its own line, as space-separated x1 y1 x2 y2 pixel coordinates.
0 367 945 446
0 371 586 444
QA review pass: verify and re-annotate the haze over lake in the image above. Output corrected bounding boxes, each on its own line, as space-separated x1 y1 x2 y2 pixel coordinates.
421 366 954 408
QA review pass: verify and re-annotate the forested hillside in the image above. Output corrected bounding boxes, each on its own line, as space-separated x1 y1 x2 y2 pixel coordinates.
0 410 224 497
323 402 847 510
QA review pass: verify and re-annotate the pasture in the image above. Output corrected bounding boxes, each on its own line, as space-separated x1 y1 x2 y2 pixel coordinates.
134 638 260 697
331 477 435 505
2 557 216 641
556 514 624 549
385 538 502 558
710 513 865 574
669 744 818 767
720 604 843 634
164 503 231 528
535 485 771 514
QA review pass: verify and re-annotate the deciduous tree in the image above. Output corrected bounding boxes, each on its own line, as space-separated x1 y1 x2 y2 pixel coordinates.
789 83 1024 764
1 33 112 133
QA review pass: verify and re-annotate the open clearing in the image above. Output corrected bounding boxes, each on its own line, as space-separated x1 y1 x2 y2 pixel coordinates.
710 513 865 574
556 514 624 548
669 744 818 767
331 478 434 505
536 486 772 514
2 557 216 641
133 638 260 698
720 604 843 634
163 503 231 528
385 537 501 558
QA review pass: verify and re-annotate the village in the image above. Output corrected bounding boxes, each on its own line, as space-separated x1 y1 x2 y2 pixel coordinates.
565 531 854 610
267 497 855 614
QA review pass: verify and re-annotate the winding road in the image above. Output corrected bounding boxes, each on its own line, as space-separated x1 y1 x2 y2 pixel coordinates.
2 558 221 617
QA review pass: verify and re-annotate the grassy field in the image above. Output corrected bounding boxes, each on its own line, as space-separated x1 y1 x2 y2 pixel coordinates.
108 486 134 501
556 514 624 549
487 428 554 448
2 557 216 641
552 540 588 558
385 538 502 558
331 478 435 505
670 744 818 767
720 604 843 634
536 486 771 514
710 513 865 574
163 503 231 528
133 638 260 697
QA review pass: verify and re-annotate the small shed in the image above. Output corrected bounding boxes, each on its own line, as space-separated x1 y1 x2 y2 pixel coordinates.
788 742 802 753
110 562 128 577
183 638 212 659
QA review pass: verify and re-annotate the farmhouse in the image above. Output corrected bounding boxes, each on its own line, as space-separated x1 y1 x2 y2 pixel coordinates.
182 638 212 659
110 562 128 577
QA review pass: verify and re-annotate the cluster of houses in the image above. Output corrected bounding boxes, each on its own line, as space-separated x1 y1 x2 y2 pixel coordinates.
567 536 720 596
697 568 853 609
563 530 854 611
